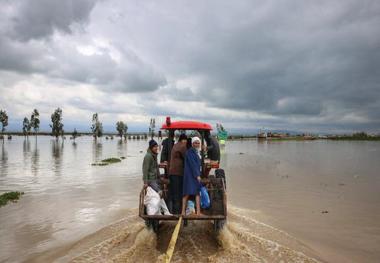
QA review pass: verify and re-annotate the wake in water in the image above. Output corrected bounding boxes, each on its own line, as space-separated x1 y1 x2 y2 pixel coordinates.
51 207 322 263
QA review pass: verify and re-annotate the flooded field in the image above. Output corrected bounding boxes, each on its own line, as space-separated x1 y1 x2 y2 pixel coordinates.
0 136 379 262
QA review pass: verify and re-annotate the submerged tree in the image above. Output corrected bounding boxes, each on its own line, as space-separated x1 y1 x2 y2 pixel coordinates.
22 117 30 138
352 132 368 139
50 108 64 140
0 110 9 142
116 121 128 140
91 113 103 140
123 123 128 140
116 121 124 139
30 109 40 138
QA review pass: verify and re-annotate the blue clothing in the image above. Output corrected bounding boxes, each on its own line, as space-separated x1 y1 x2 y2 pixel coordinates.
183 147 201 196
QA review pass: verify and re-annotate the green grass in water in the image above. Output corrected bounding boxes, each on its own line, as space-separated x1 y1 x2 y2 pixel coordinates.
91 157 122 166
91 162 109 166
101 157 122 163
0 191 24 207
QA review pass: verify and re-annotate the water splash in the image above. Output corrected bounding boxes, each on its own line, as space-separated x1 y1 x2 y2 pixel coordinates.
44 206 323 263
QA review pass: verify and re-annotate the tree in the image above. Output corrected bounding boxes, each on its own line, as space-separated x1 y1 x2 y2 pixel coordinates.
123 123 128 140
353 132 368 139
0 110 9 142
116 121 125 139
30 109 40 138
72 128 78 142
91 113 103 140
50 108 64 140
22 117 30 137
149 118 155 139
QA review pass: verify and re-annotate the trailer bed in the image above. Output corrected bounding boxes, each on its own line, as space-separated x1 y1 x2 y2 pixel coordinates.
139 176 227 221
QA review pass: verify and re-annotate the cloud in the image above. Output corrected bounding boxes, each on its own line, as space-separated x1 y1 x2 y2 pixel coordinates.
10 0 98 41
0 0 166 93
1 0 380 132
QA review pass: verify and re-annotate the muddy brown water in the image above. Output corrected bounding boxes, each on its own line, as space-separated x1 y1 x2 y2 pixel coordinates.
0 137 379 262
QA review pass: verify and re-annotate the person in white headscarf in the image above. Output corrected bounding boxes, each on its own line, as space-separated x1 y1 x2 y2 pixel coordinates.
181 136 203 216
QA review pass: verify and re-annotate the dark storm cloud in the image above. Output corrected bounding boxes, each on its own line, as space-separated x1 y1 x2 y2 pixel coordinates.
0 0 98 73
197 1 379 116
1 0 380 132
0 0 165 93
148 0 380 125
10 0 98 41
0 36 37 72
48 45 167 92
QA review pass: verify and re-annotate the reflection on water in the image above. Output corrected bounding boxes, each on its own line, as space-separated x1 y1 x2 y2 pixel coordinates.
117 139 127 157
0 137 379 263
92 140 103 161
51 140 64 176
0 142 7 177
0 136 146 262
23 138 31 154
31 140 39 176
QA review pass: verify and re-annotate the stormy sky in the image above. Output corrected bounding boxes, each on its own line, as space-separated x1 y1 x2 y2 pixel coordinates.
0 0 379 133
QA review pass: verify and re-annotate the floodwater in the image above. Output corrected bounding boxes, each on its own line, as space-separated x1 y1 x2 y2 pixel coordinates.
0 136 379 262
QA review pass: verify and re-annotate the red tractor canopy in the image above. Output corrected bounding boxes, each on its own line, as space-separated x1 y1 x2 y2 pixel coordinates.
161 120 212 131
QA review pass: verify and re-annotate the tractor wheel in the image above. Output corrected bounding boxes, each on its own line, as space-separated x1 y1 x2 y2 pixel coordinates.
214 219 225 232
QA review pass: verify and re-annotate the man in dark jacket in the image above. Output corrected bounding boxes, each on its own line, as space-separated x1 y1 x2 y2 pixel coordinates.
205 131 220 162
142 139 161 193
160 130 174 163
143 139 171 216
168 133 187 214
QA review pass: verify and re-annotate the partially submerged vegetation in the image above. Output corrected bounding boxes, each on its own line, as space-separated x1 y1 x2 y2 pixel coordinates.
266 136 316 141
227 132 380 141
0 191 24 207
102 157 122 163
328 132 380 141
92 157 122 166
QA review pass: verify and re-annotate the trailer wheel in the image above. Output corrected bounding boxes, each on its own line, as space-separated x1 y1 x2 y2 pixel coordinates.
214 219 225 232
146 219 160 233
215 169 226 189
152 219 160 233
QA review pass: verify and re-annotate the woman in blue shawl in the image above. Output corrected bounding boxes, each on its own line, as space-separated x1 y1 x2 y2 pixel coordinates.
181 137 202 216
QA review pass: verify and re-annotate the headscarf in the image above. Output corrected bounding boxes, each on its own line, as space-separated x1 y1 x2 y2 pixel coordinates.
191 136 201 158
191 136 201 144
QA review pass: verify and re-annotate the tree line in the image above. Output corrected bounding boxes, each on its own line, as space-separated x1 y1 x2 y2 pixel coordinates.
0 108 129 142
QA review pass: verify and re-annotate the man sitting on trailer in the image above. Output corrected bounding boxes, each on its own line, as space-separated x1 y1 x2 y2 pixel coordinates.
142 139 171 215
143 140 163 193
169 133 188 214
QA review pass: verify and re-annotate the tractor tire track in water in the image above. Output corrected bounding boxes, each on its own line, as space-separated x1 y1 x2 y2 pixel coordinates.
53 207 323 263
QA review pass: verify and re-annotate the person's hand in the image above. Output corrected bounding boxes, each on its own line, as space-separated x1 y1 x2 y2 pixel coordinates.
197 176 201 183
202 145 207 151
